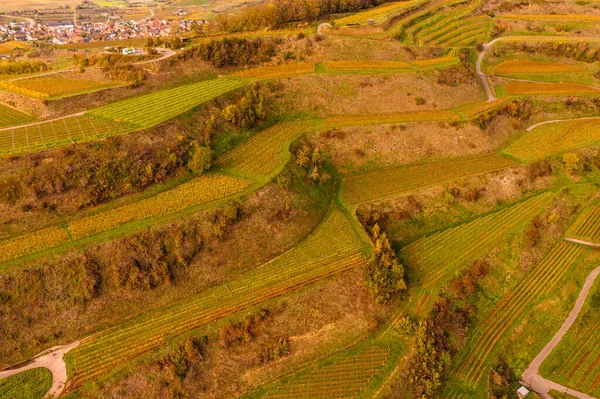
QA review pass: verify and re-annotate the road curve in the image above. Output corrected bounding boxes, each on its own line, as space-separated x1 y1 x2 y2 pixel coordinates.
526 117 600 132
318 23 332 35
0 341 80 398
521 264 600 399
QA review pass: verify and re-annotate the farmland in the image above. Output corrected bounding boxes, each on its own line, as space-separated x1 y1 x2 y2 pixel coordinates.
3 0 600 398
87 78 249 128
540 276 600 397
0 368 52 399
566 203 600 244
403 193 556 289
503 118 600 162
0 76 121 99
452 241 584 387
0 115 133 155
65 209 369 387
502 83 600 96
0 103 34 128
341 154 518 205
217 121 315 179
0 173 252 265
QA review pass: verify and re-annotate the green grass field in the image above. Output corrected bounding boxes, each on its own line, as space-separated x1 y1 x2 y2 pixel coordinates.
0 368 52 399
341 154 519 205
66 209 369 388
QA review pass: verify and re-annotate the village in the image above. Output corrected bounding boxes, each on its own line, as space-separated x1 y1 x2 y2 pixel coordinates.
0 16 201 45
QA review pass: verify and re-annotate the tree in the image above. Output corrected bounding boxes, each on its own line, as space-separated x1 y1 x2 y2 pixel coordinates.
563 153 581 174
188 145 212 175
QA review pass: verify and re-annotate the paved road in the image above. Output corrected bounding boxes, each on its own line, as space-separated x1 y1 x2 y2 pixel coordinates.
0 341 80 398
3 14 35 27
521 264 600 399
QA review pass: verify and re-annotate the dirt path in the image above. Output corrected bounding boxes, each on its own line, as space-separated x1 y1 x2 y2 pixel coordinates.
5 48 176 82
476 41 498 102
0 341 80 398
0 111 85 132
318 23 331 35
526 117 600 132
521 264 600 399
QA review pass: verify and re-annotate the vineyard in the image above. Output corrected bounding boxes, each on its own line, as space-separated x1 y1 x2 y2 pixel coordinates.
503 83 600 96
420 15 490 46
492 60 587 74
334 0 423 25
541 280 600 397
65 210 369 387
324 109 460 128
0 368 52 399
566 203 600 244
403 193 555 289
233 63 315 79
0 115 133 155
216 121 314 179
258 347 391 398
0 173 252 265
87 77 248 128
452 241 583 388
456 99 508 118
0 103 34 128
503 118 600 162
341 154 518 205
0 76 120 99
500 13 600 22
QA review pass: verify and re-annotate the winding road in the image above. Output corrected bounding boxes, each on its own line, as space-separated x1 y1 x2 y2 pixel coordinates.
521 263 600 399
0 341 80 398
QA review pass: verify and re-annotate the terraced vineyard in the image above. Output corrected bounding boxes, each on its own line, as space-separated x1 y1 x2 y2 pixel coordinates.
0 76 120 99
452 241 584 387
0 368 52 399
0 173 252 265
258 346 390 398
541 283 600 397
322 60 412 73
503 118 600 162
0 103 34 128
234 63 315 79
65 210 369 388
0 115 133 155
217 121 314 179
403 193 556 289
493 60 587 75
456 99 508 118
566 202 600 244
500 13 600 22
421 15 490 46
334 0 423 25
324 109 460 128
503 83 600 96
341 154 518 205
87 78 248 128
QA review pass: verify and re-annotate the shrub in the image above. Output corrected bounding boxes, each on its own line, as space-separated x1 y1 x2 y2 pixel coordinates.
188 145 213 175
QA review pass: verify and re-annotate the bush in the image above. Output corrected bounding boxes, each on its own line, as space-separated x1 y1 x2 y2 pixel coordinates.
414 97 425 105
188 145 213 175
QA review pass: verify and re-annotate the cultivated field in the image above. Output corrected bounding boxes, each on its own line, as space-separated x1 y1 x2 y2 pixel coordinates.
341 154 518 205
0 115 133 155
503 118 600 162
566 203 600 244
0 76 121 99
453 241 584 387
0 103 34 128
403 193 556 289
217 121 314 179
0 173 252 265
65 210 368 387
502 83 600 96
87 78 248 128
0 368 52 399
